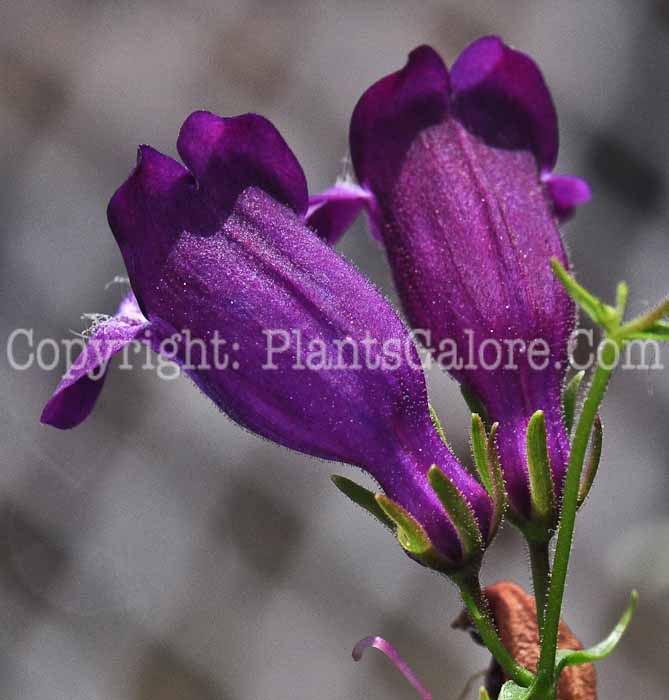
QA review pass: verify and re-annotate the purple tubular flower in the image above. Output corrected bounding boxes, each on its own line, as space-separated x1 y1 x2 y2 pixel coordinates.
308 38 589 520
41 110 494 566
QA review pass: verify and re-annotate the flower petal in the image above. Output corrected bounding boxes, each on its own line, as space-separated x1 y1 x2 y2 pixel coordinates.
350 45 449 194
306 182 374 244
110 114 311 316
177 111 308 216
451 35 558 171
107 146 208 315
41 293 149 430
543 174 592 221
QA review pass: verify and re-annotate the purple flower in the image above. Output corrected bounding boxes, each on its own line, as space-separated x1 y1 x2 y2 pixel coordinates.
41 111 495 568
307 38 590 522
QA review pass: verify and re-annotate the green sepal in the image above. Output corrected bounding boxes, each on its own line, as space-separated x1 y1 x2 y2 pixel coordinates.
428 465 483 561
471 413 493 496
498 681 531 700
461 384 490 426
526 411 557 526
331 475 394 529
562 370 585 434
486 422 507 541
375 494 433 556
577 415 603 508
429 404 450 449
479 687 492 700
551 259 618 331
555 590 638 675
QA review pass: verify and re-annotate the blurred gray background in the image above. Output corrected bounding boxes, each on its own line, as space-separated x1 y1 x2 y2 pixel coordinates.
1 1 668 698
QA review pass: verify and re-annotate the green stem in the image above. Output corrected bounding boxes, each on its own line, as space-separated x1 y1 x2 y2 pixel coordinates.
537 341 618 682
458 576 535 687
528 538 551 632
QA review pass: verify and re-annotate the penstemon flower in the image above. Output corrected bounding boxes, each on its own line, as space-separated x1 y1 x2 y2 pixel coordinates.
41 111 499 575
308 37 591 533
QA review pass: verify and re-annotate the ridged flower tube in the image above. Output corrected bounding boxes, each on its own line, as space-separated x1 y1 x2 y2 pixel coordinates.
308 38 591 523
41 111 494 570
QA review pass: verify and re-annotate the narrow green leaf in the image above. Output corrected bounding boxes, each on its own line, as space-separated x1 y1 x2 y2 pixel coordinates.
526 411 556 523
428 465 483 559
615 281 629 319
555 590 638 675
487 422 507 540
375 495 432 555
551 258 617 328
479 687 491 700
429 404 450 448
461 384 489 426
620 297 669 338
577 415 603 508
331 475 394 529
625 319 669 340
562 370 585 434
498 681 531 700
471 413 493 496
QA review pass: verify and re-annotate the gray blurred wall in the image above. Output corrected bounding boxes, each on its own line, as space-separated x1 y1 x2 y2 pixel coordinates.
1 1 668 698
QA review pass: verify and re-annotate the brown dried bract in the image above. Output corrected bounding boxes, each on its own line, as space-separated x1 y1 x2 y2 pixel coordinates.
452 580 596 700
